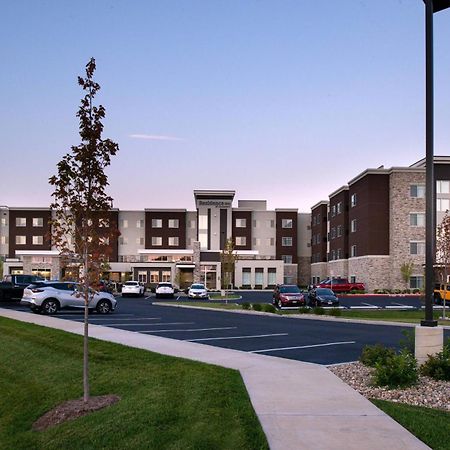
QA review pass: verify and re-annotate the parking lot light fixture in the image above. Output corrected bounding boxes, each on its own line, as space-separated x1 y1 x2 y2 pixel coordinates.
421 0 450 327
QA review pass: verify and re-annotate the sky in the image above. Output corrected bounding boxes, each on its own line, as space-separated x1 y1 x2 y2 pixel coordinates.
1 0 450 212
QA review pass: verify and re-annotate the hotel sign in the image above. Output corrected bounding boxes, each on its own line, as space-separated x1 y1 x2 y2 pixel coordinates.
197 200 232 208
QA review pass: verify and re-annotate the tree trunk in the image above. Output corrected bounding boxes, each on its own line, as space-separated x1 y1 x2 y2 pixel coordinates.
83 248 90 403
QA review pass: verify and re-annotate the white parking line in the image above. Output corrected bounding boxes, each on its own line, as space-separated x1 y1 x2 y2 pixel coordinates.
145 296 151 300
79 317 162 321
142 327 238 333
387 303 415 309
349 304 379 309
187 333 288 342
101 322 195 327
60 313 135 317
250 341 356 354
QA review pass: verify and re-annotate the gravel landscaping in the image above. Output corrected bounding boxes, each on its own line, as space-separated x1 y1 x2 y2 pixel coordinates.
329 362 450 411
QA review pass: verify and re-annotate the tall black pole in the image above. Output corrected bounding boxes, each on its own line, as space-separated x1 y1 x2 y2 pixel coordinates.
422 0 438 327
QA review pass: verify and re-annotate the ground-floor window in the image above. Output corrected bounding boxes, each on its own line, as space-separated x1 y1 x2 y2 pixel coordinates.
268 268 276 286
242 268 251 286
150 271 159 283
350 275 356 283
255 268 264 286
410 276 424 289
32 268 51 280
284 276 294 284
138 271 147 283
162 270 171 282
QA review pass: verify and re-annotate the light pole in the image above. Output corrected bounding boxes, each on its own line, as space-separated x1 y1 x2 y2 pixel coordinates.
421 0 450 327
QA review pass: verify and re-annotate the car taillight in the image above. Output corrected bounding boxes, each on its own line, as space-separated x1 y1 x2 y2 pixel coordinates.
31 288 44 293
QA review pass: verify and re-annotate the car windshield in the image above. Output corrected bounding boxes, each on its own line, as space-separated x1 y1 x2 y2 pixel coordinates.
125 281 138 286
279 285 301 293
191 284 205 289
316 288 334 295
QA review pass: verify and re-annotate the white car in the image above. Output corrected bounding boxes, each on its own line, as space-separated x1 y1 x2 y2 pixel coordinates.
121 281 145 297
188 283 209 299
21 281 117 315
155 282 175 299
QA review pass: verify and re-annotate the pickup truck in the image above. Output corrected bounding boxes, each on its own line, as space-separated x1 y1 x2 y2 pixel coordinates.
317 278 365 293
0 274 45 301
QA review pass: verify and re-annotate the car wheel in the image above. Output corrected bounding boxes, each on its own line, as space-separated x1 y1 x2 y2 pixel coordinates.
31 308 41 314
96 299 112 314
277 299 282 309
42 299 59 315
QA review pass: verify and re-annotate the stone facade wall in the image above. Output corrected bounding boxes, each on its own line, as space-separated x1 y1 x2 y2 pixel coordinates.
348 256 391 292
389 171 426 290
193 241 201 282
310 262 328 283
328 259 348 279
22 255 60 280
297 256 311 286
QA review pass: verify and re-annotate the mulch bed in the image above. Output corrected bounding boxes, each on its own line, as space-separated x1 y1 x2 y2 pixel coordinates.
33 395 120 431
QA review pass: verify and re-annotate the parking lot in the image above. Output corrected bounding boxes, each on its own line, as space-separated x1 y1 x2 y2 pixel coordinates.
4 296 448 366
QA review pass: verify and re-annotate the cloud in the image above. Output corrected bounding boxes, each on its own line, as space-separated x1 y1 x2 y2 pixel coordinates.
129 134 185 142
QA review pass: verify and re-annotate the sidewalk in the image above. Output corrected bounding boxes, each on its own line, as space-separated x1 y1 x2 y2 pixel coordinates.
1 309 429 450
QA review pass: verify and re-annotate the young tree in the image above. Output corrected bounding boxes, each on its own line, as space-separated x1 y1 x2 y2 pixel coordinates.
400 261 414 290
220 238 238 298
49 58 119 402
436 212 450 320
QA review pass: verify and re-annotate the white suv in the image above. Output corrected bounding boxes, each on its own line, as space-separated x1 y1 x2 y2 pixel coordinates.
121 281 145 297
155 282 175 299
21 282 117 315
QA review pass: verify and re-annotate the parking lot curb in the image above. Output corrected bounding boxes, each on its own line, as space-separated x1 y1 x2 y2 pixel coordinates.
0 308 429 450
153 302 450 329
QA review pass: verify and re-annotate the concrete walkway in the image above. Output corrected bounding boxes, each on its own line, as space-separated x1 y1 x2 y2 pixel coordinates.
1 309 429 450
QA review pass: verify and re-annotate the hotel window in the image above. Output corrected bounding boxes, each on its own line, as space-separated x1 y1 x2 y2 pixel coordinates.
351 194 357 207
330 228 336 239
410 184 425 198
330 250 336 261
120 219 128 228
152 219 162 228
32 236 43 245
437 198 450 212
138 271 147 283
152 236 162 246
410 213 425 227
350 275 356 284
253 238 261 246
187 237 192 247
1 217 7 226
168 219 179 228
410 276 424 289
282 218 293 228
189 220 196 229
282 237 292 246
150 271 159 283
410 241 425 255
337 202 342 214
242 268 251 286
198 212 208 250
351 219 357 233
1 236 8 244
282 255 293 264
331 205 336 217
98 218 109 228
268 268 276 286
16 217 26 227
437 180 450 194
267 237 275 246
337 225 342 237
136 237 145 245
252 220 260 228
351 245 357 257
236 218 246 228
168 237 179 246
337 248 342 259
235 236 246 246
162 271 171 282
32 217 43 227
136 219 145 228
16 236 26 245
119 236 128 245
255 268 264 286
267 219 275 228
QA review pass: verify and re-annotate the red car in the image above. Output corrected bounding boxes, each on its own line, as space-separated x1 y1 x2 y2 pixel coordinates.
317 278 365 293
273 284 306 309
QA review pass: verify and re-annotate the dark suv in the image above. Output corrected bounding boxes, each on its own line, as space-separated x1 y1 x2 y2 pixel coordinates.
272 284 306 309
0 275 46 301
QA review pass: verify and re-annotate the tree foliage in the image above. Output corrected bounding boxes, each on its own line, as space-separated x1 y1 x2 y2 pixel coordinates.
220 238 238 289
400 261 414 289
49 58 119 401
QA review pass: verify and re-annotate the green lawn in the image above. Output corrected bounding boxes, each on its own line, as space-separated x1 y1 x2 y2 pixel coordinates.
168 302 241 310
336 309 449 325
208 294 241 300
0 317 268 450
372 400 450 450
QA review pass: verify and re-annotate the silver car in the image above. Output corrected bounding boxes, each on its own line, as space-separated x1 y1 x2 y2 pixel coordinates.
21 281 117 315
188 283 209 299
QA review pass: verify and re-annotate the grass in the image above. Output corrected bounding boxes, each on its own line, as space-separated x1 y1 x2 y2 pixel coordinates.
0 317 268 450
336 309 449 325
208 294 241 300
168 302 241 310
372 400 450 450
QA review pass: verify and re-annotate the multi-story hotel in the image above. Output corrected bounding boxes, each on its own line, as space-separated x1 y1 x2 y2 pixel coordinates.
310 157 450 292
0 190 312 290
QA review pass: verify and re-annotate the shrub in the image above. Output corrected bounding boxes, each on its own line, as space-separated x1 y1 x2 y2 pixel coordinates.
262 304 277 314
350 289 366 295
298 306 309 314
420 348 450 381
412 289 421 294
360 344 396 367
328 308 342 317
399 329 415 355
373 350 418 389
313 307 325 315
252 303 262 311
241 302 250 310
254 285 262 290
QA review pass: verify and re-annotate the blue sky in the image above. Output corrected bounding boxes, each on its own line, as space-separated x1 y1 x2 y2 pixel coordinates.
1 0 449 211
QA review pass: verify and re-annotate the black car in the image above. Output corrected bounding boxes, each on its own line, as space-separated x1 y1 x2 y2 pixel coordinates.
0 274 46 301
308 288 339 307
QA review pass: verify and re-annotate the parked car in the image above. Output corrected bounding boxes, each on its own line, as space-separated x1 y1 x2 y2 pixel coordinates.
188 283 208 299
434 283 450 305
317 278 365 293
155 282 175 299
0 274 46 301
121 281 145 297
20 281 117 315
308 288 339 307
272 284 306 309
